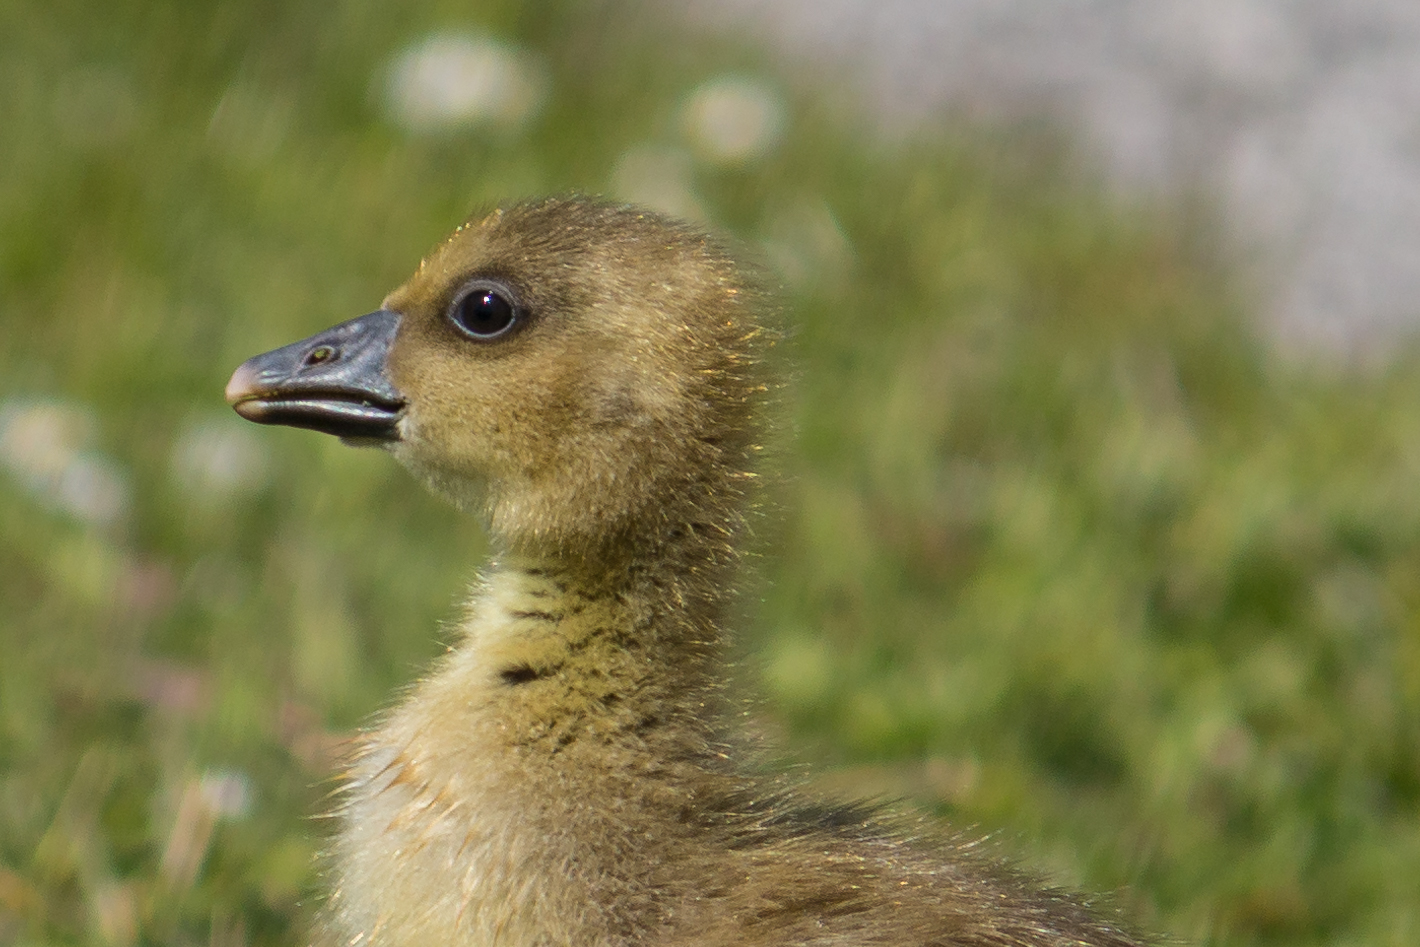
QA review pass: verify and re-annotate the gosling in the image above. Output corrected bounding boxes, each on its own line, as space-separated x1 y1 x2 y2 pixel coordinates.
226 197 1152 947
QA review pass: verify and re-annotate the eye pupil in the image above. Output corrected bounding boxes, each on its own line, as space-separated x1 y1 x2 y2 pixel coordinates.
452 285 517 339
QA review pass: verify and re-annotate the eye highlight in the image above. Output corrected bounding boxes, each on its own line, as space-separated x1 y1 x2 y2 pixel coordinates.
449 280 520 340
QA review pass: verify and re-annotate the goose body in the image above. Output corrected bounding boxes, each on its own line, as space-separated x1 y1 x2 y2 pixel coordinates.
226 197 1151 947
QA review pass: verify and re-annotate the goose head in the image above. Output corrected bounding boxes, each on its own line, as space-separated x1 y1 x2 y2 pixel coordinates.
226 198 769 560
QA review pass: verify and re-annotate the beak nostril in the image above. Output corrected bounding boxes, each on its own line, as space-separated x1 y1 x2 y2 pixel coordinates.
304 345 336 367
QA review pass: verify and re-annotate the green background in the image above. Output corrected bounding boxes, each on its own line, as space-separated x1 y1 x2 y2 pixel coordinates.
3 1 1419 944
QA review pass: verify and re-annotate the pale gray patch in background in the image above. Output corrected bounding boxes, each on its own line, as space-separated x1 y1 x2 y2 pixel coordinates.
679 0 1420 351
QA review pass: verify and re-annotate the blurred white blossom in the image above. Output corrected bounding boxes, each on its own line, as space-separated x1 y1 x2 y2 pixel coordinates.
610 144 706 221
385 33 547 132
0 399 129 526
200 768 253 820
680 75 784 164
170 416 271 499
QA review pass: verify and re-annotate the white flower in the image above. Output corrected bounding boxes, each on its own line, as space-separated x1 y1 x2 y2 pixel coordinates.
385 33 547 132
681 76 785 165
0 399 129 526
200 768 253 820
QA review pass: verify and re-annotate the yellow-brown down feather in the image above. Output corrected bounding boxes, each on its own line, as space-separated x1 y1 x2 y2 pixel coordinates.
265 197 1151 947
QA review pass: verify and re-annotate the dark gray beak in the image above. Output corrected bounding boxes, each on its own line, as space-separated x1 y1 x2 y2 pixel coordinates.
225 309 406 442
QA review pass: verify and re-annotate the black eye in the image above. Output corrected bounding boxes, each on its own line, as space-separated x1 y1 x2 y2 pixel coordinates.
449 281 520 340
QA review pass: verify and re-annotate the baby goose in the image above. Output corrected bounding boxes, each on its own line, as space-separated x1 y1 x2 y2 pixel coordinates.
226 197 1151 947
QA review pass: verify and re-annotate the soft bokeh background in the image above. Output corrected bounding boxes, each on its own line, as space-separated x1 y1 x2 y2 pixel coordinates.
3 1 1420 945
687 0 1420 351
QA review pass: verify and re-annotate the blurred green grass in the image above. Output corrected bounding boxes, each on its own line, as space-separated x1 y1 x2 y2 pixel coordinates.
3 1 1420 945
